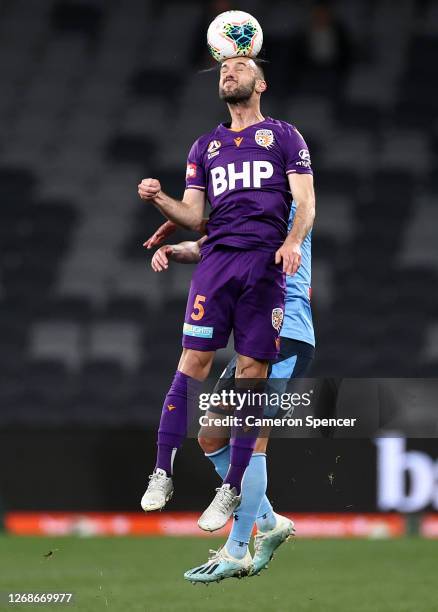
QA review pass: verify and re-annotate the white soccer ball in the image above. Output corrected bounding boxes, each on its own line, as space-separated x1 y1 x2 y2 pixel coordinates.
207 10 263 63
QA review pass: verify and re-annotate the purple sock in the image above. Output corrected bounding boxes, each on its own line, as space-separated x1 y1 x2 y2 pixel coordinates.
223 441 256 494
155 371 199 476
223 386 263 494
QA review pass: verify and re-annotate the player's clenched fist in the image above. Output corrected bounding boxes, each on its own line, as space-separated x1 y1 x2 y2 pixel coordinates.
138 178 161 200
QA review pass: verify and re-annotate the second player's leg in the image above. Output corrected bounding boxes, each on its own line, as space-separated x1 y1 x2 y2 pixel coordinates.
235 354 269 378
192 338 314 579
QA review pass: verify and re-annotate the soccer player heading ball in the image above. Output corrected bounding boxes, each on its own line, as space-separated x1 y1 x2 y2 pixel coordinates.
138 10 315 582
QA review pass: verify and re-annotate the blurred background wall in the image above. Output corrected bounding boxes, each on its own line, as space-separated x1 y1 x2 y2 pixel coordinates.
0 0 437 516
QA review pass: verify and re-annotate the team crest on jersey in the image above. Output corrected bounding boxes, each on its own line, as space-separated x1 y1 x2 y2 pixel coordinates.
255 129 275 149
271 307 284 331
186 163 197 178
207 140 221 159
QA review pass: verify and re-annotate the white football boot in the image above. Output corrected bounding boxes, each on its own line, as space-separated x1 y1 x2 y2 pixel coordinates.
140 468 174 512
252 513 295 574
184 546 253 583
197 483 241 532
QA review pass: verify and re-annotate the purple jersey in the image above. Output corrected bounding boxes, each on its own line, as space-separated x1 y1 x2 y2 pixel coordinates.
185 117 313 253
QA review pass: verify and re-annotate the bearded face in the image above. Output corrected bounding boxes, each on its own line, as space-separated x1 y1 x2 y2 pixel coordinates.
219 75 257 104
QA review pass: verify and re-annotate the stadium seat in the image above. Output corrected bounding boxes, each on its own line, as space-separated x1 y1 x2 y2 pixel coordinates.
106 134 156 165
104 296 150 323
29 322 83 370
88 322 141 370
44 296 93 322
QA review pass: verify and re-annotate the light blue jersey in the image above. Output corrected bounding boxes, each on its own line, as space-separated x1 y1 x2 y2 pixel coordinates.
281 202 315 347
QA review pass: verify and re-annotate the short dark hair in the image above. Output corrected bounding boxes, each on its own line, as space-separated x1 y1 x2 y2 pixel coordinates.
253 57 267 80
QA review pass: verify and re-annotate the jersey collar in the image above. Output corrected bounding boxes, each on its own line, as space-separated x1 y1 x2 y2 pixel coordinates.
220 117 271 133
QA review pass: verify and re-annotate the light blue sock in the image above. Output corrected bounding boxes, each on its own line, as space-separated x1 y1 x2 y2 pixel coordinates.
205 444 230 479
256 495 277 532
226 453 268 559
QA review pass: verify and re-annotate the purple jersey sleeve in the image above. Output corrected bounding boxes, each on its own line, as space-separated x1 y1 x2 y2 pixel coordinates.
185 138 206 191
283 125 313 176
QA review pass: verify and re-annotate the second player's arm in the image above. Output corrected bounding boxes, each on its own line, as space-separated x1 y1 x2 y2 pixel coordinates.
276 173 316 275
143 218 209 249
151 237 206 272
138 179 205 232
169 237 205 264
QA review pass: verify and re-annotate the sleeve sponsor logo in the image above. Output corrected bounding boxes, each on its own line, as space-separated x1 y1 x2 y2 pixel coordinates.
295 148 311 168
186 163 197 179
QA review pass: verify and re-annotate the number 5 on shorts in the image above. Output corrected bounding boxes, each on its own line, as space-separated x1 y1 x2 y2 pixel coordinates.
191 294 206 321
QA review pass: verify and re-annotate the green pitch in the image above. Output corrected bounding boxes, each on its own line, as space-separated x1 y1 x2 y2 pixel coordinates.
0 536 436 612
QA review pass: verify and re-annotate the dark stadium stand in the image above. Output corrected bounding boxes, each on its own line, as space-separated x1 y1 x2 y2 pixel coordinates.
0 0 437 425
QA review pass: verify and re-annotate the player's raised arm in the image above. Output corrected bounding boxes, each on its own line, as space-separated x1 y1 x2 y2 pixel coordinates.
275 174 315 276
138 182 205 232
